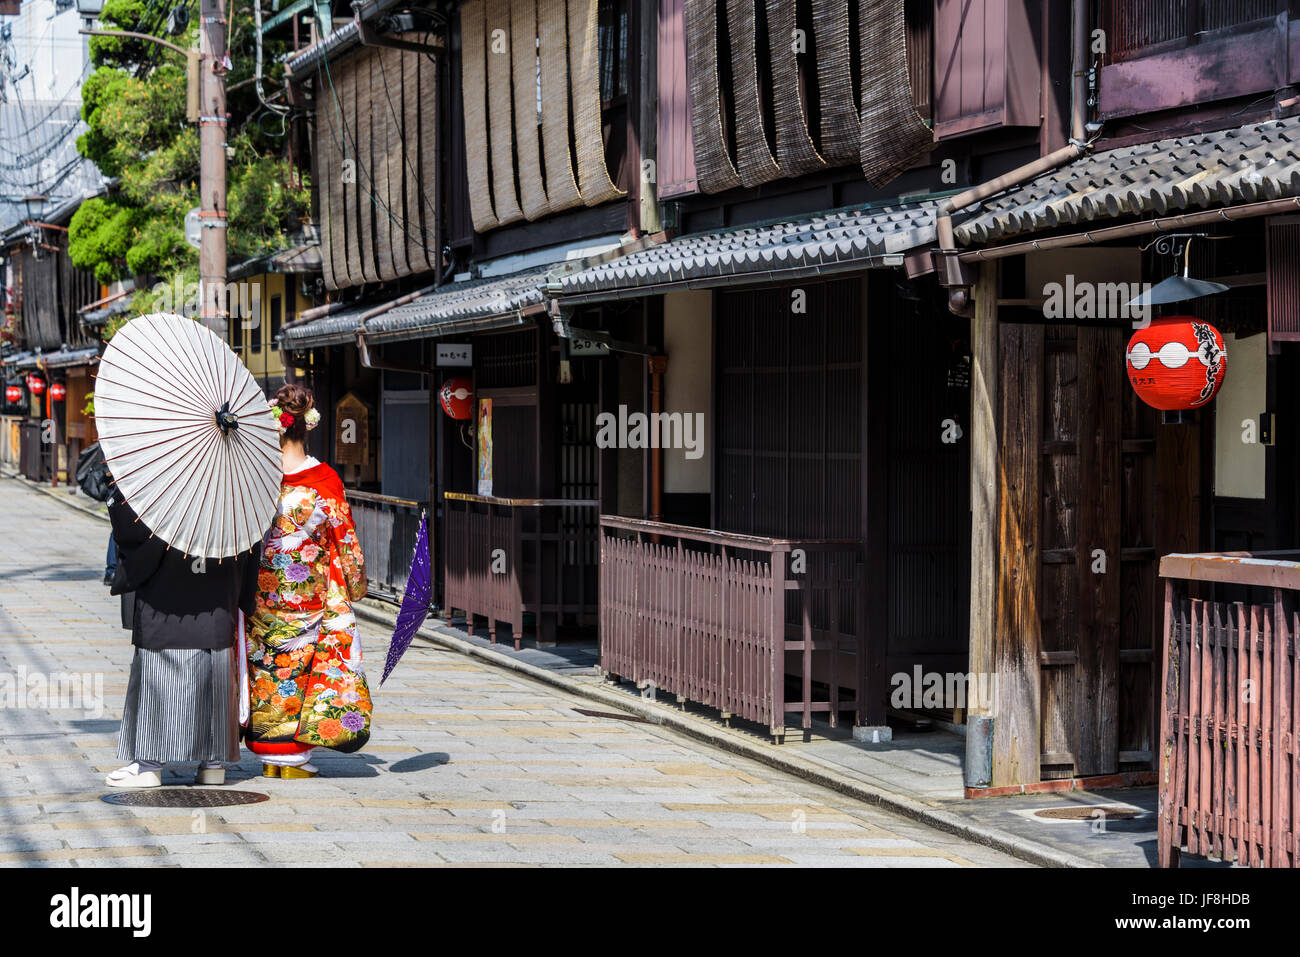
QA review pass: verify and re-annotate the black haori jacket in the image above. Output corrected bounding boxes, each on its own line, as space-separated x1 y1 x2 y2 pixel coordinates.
108 495 261 651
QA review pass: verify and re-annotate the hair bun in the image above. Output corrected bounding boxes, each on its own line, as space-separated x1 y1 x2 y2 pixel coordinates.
272 383 316 442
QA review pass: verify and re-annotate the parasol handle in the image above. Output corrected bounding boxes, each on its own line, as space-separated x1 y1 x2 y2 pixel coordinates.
215 402 240 434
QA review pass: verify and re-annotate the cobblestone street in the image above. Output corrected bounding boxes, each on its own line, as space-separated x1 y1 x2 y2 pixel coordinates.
0 479 1023 867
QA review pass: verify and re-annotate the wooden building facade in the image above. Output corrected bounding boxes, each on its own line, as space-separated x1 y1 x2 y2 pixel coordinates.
276 0 1300 794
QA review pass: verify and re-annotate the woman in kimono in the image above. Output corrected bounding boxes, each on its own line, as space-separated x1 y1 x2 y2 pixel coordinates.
244 384 370 779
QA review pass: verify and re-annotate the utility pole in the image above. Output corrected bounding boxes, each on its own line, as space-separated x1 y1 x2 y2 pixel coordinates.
198 0 228 333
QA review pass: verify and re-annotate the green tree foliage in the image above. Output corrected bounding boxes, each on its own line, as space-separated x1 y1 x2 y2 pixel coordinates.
71 0 310 329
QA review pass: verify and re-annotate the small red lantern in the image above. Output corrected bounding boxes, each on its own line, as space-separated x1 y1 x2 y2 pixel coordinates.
1126 316 1227 411
25 373 45 396
439 376 473 420
4 385 21 404
50 382 67 402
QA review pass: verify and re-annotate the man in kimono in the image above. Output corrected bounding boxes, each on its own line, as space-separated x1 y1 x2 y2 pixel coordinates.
105 492 261 788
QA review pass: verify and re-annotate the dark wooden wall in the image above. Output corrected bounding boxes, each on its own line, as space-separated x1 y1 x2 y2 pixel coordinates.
713 279 862 540
988 311 1200 786
883 279 971 681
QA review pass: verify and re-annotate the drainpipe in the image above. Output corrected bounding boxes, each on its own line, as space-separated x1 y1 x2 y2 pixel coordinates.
936 0 1094 316
355 281 443 373
646 355 667 523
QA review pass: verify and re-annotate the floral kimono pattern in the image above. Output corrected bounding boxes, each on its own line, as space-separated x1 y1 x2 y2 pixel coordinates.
244 463 371 753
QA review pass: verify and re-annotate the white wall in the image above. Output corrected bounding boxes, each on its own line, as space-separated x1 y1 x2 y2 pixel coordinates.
4 0 89 104
662 289 711 494
1214 332 1267 500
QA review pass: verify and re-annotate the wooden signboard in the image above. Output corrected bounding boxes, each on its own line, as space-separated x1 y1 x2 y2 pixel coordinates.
334 392 370 466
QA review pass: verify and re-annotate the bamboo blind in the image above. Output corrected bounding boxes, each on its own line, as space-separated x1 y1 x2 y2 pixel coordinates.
538 0 583 212
511 0 550 220
726 0 782 187
458 0 622 233
685 0 743 194
461 0 501 232
355 49 377 283
316 38 441 290
765 0 827 177
413 36 440 274
338 55 363 287
680 0 930 192
567 0 625 205
397 42 420 278
374 45 399 282
858 0 931 185
486 0 525 224
812 0 859 166
315 60 344 290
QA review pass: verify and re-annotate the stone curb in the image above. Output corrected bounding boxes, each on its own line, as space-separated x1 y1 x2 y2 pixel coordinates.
13 475 1091 868
5 475 110 522
353 599 1095 869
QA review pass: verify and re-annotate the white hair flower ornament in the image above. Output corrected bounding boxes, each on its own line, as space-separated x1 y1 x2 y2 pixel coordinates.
269 405 321 435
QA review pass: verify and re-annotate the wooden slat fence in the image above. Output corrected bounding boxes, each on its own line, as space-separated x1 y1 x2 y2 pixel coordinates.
1158 551 1300 867
600 515 864 741
346 490 428 601
442 492 599 648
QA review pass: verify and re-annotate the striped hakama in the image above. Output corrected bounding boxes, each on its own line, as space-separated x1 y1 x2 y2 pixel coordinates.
116 647 240 763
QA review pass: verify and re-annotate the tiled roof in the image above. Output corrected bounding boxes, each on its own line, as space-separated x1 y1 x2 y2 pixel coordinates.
954 116 1300 245
279 268 549 349
278 307 367 349
80 296 134 329
363 269 546 343
555 201 937 300
2 346 99 370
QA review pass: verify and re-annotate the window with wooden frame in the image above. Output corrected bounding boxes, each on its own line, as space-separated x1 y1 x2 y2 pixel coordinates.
1100 0 1278 63
269 294 283 351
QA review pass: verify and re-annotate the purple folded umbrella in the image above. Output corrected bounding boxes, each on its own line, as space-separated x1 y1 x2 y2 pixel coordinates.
381 512 433 685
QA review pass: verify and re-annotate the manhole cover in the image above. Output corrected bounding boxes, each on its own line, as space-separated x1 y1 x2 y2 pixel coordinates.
100 789 270 808
1033 805 1140 821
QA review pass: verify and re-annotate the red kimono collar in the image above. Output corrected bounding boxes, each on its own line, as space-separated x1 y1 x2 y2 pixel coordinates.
283 462 345 499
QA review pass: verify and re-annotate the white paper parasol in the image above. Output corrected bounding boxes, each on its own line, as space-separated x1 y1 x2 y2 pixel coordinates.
94 313 282 559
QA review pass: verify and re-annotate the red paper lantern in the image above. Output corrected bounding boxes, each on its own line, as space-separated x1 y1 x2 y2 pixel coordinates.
4 385 21 404
1126 316 1227 411
25 373 45 396
439 377 473 420
49 382 67 402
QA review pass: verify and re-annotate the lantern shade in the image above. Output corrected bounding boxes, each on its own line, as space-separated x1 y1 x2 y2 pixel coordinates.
439 377 473 420
1125 275 1230 308
25 374 45 395
4 385 21 404
50 382 67 402
1126 316 1227 411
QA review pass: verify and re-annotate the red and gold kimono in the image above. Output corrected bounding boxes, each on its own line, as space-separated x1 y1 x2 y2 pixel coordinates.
244 462 371 756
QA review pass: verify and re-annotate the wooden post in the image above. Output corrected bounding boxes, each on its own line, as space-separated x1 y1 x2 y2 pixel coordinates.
993 319 1044 787
968 264 999 719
